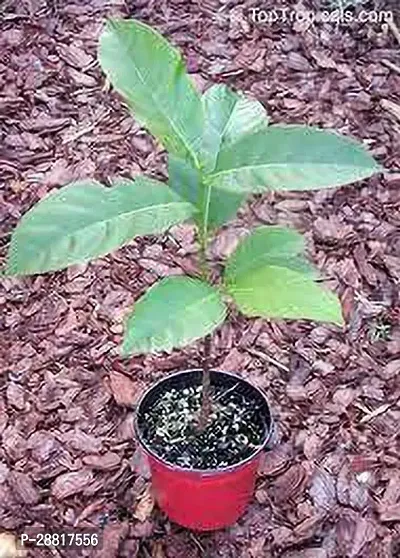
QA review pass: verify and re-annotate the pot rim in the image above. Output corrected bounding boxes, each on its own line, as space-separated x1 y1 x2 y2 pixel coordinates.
134 368 273 475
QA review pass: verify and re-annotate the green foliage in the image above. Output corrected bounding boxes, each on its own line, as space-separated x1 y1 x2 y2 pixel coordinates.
227 265 343 324
224 226 317 282
225 227 343 324
168 84 270 231
5 178 194 275
207 125 381 193
99 19 203 164
122 277 227 354
201 84 270 173
168 155 244 231
4 17 383 356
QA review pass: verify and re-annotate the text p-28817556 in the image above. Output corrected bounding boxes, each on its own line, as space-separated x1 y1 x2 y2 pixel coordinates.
20 532 101 550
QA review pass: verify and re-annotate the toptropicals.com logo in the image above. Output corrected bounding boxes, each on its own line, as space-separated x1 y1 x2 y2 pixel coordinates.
249 7 394 25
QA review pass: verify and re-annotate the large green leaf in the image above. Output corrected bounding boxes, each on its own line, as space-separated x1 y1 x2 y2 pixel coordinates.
225 226 317 284
208 125 382 193
227 266 343 325
5 178 195 276
168 155 244 230
201 84 269 172
99 18 203 164
122 276 227 354
225 226 343 325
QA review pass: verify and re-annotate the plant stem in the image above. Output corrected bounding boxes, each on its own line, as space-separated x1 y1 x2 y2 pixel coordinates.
197 334 212 432
198 231 209 282
196 179 213 432
196 231 212 431
198 179 212 282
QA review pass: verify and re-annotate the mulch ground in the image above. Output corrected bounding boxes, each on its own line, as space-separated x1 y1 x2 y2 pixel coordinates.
1 0 400 556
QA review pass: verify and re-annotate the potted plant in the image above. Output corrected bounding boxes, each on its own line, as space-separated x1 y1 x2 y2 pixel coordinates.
4 19 382 531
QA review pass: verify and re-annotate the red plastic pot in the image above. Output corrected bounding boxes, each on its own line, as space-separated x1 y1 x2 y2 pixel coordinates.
134 369 273 531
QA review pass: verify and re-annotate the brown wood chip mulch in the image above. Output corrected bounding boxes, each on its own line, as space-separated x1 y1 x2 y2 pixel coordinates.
1 0 399 556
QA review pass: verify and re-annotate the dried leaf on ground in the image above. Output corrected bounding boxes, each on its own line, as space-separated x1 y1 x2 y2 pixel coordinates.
8 471 39 505
51 470 93 500
258 445 292 477
309 467 336 514
133 485 155 522
271 464 309 504
83 452 121 470
108 371 145 407
93 522 129 558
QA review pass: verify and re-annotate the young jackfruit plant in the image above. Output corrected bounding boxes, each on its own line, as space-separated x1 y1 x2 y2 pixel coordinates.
5 19 382 468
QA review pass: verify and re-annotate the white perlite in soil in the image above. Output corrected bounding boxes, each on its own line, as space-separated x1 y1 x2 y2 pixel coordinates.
140 383 267 469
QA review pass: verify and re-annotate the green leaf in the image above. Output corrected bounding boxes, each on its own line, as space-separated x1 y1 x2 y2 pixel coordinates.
168 155 244 230
208 125 382 193
99 18 203 164
168 156 202 216
122 276 227 355
225 226 317 284
225 226 343 325
167 86 270 230
227 266 343 325
201 84 269 172
5 177 194 276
